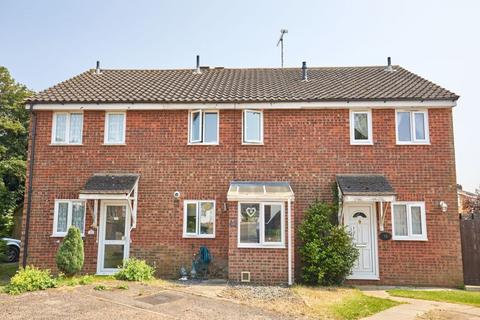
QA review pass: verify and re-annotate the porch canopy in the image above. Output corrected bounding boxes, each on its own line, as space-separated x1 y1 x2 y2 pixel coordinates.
227 181 294 201
79 173 139 229
336 174 396 203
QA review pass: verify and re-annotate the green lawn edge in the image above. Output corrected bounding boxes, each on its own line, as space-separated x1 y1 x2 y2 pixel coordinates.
330 291 401 320
387 289 480 307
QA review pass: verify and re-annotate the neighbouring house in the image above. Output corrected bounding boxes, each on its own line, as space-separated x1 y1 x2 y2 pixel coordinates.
457 184 478 214
21 58 463 286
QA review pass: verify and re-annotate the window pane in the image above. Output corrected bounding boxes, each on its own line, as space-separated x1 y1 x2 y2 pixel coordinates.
105 205 126 240
414 113 426 140
240 203 260 243
411 206 423 235
56 202 69 233
245 111 261 142
69 113 83 143
393 205 408 236
71 202 85 233
186 203 197 234
55 114 67 143
191 111 201 142
103 244 124 269
199 202 215 235
264 204 282 243
354 113 369 140
107 114 125 143
397 112 412 142
204 112 218 143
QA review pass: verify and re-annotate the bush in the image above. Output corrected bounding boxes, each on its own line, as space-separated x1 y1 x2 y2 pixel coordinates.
299 200 359 285
115 258 155 281
4 266 57 294
56 227 84 276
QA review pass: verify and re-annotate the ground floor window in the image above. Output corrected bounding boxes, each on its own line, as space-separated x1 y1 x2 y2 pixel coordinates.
183 200 215 238
53 200 86 236
391 201 427 240
238 202 284 247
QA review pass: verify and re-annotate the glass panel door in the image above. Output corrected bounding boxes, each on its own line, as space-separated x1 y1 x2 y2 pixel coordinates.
98 202 130 274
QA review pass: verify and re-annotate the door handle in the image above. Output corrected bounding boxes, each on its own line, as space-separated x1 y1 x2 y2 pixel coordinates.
355 244 367 247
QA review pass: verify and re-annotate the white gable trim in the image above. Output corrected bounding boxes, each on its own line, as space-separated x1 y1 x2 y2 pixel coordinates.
28 99 456 110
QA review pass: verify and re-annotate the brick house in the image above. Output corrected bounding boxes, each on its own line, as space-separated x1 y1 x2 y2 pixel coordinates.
21 59 463 286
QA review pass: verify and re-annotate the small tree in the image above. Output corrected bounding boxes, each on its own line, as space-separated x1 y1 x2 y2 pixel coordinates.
299 200 359 285
463 190 480 213
56 227 84 276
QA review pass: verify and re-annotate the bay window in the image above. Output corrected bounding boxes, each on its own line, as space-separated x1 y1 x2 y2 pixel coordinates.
392 202 427 240
52 112 83 144
189 110 219 144
238 202 284 247
183 200 215 238
53 200 86 236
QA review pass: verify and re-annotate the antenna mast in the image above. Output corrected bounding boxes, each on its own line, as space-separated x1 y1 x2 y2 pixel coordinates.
276 29 288 68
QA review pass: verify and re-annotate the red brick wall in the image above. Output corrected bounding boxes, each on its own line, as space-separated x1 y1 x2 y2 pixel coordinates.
21 108 463 286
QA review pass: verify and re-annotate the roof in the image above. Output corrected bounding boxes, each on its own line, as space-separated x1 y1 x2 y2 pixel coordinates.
80 174 139 194
27 66 459 104
336 174 395 196
227 181 294 201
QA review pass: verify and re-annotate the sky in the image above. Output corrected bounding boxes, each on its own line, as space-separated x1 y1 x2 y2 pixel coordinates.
1 0 479 191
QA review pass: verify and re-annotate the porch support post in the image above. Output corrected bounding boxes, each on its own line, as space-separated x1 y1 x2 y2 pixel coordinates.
93 199 98 243
379 201 384 231
287 197 293 285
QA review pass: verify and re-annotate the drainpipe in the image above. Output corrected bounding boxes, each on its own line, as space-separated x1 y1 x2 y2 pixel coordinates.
22 104 37 268
287 197 292 285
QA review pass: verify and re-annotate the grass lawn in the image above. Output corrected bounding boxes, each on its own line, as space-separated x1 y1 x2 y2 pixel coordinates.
388 289 480 307
296 287 400 320
221 285 400 320
0 262 18 286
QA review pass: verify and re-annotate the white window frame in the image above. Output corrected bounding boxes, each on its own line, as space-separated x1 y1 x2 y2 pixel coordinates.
52 199 86 237
395 110 430 145
51 112 83 145
237 202 285 248
391 201 427 241
104 111 126 144
350 110 373 145
188 110 219 145
242 109 264 144
183 200 216 238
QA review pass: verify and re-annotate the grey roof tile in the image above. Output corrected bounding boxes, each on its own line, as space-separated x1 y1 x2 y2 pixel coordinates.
336 174 395 195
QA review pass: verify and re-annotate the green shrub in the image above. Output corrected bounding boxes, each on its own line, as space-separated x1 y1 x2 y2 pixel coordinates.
115 258 155 281
299 200 359 285
55 227 84 276
94 284 107 291
4 266 57 294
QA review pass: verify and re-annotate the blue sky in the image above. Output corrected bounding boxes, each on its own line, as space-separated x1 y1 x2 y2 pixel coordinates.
1 0 479 191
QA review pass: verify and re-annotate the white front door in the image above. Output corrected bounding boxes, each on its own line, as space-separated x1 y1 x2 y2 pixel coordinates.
97 201 130 275
344 204 379 280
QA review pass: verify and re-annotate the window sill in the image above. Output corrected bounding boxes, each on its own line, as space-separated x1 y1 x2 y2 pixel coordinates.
392 237 428 241
103 143 126 146
237 244 286 249
350 141 373 145
396 141 431 146
183 234 215 239
50 143 83 146
188 143 219 146
242 142 264 146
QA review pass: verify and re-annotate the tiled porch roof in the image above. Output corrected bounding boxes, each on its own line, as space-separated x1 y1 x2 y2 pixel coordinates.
336 174 395 196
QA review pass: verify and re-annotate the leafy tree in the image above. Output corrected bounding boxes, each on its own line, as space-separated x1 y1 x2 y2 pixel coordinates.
56 227 84 276
299 200 359 285
463 188 480 213
0 66 31 237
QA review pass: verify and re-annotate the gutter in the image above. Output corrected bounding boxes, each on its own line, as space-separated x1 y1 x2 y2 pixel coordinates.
22 104 37 268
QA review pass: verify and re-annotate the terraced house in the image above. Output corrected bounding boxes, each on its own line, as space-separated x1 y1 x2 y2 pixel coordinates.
21 58 463 286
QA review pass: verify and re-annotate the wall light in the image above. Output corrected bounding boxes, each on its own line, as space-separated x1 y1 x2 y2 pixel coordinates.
439 201 448 213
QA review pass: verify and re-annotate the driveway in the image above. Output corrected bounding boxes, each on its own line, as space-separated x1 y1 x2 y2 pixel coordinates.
0 282 295 320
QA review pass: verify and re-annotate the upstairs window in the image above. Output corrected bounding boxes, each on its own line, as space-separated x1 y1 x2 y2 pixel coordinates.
392 202 427 240
189 110 218 144
53 200 86 236
243 110 263 144
396 110 429 144
105 112 126 144
52 112 83 144
350 110 372 144
183 200 215 238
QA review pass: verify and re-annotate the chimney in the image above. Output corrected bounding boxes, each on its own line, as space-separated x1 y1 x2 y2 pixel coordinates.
95 61 101 74
385 57 394 72
194 55 201 74
301 61 308 81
